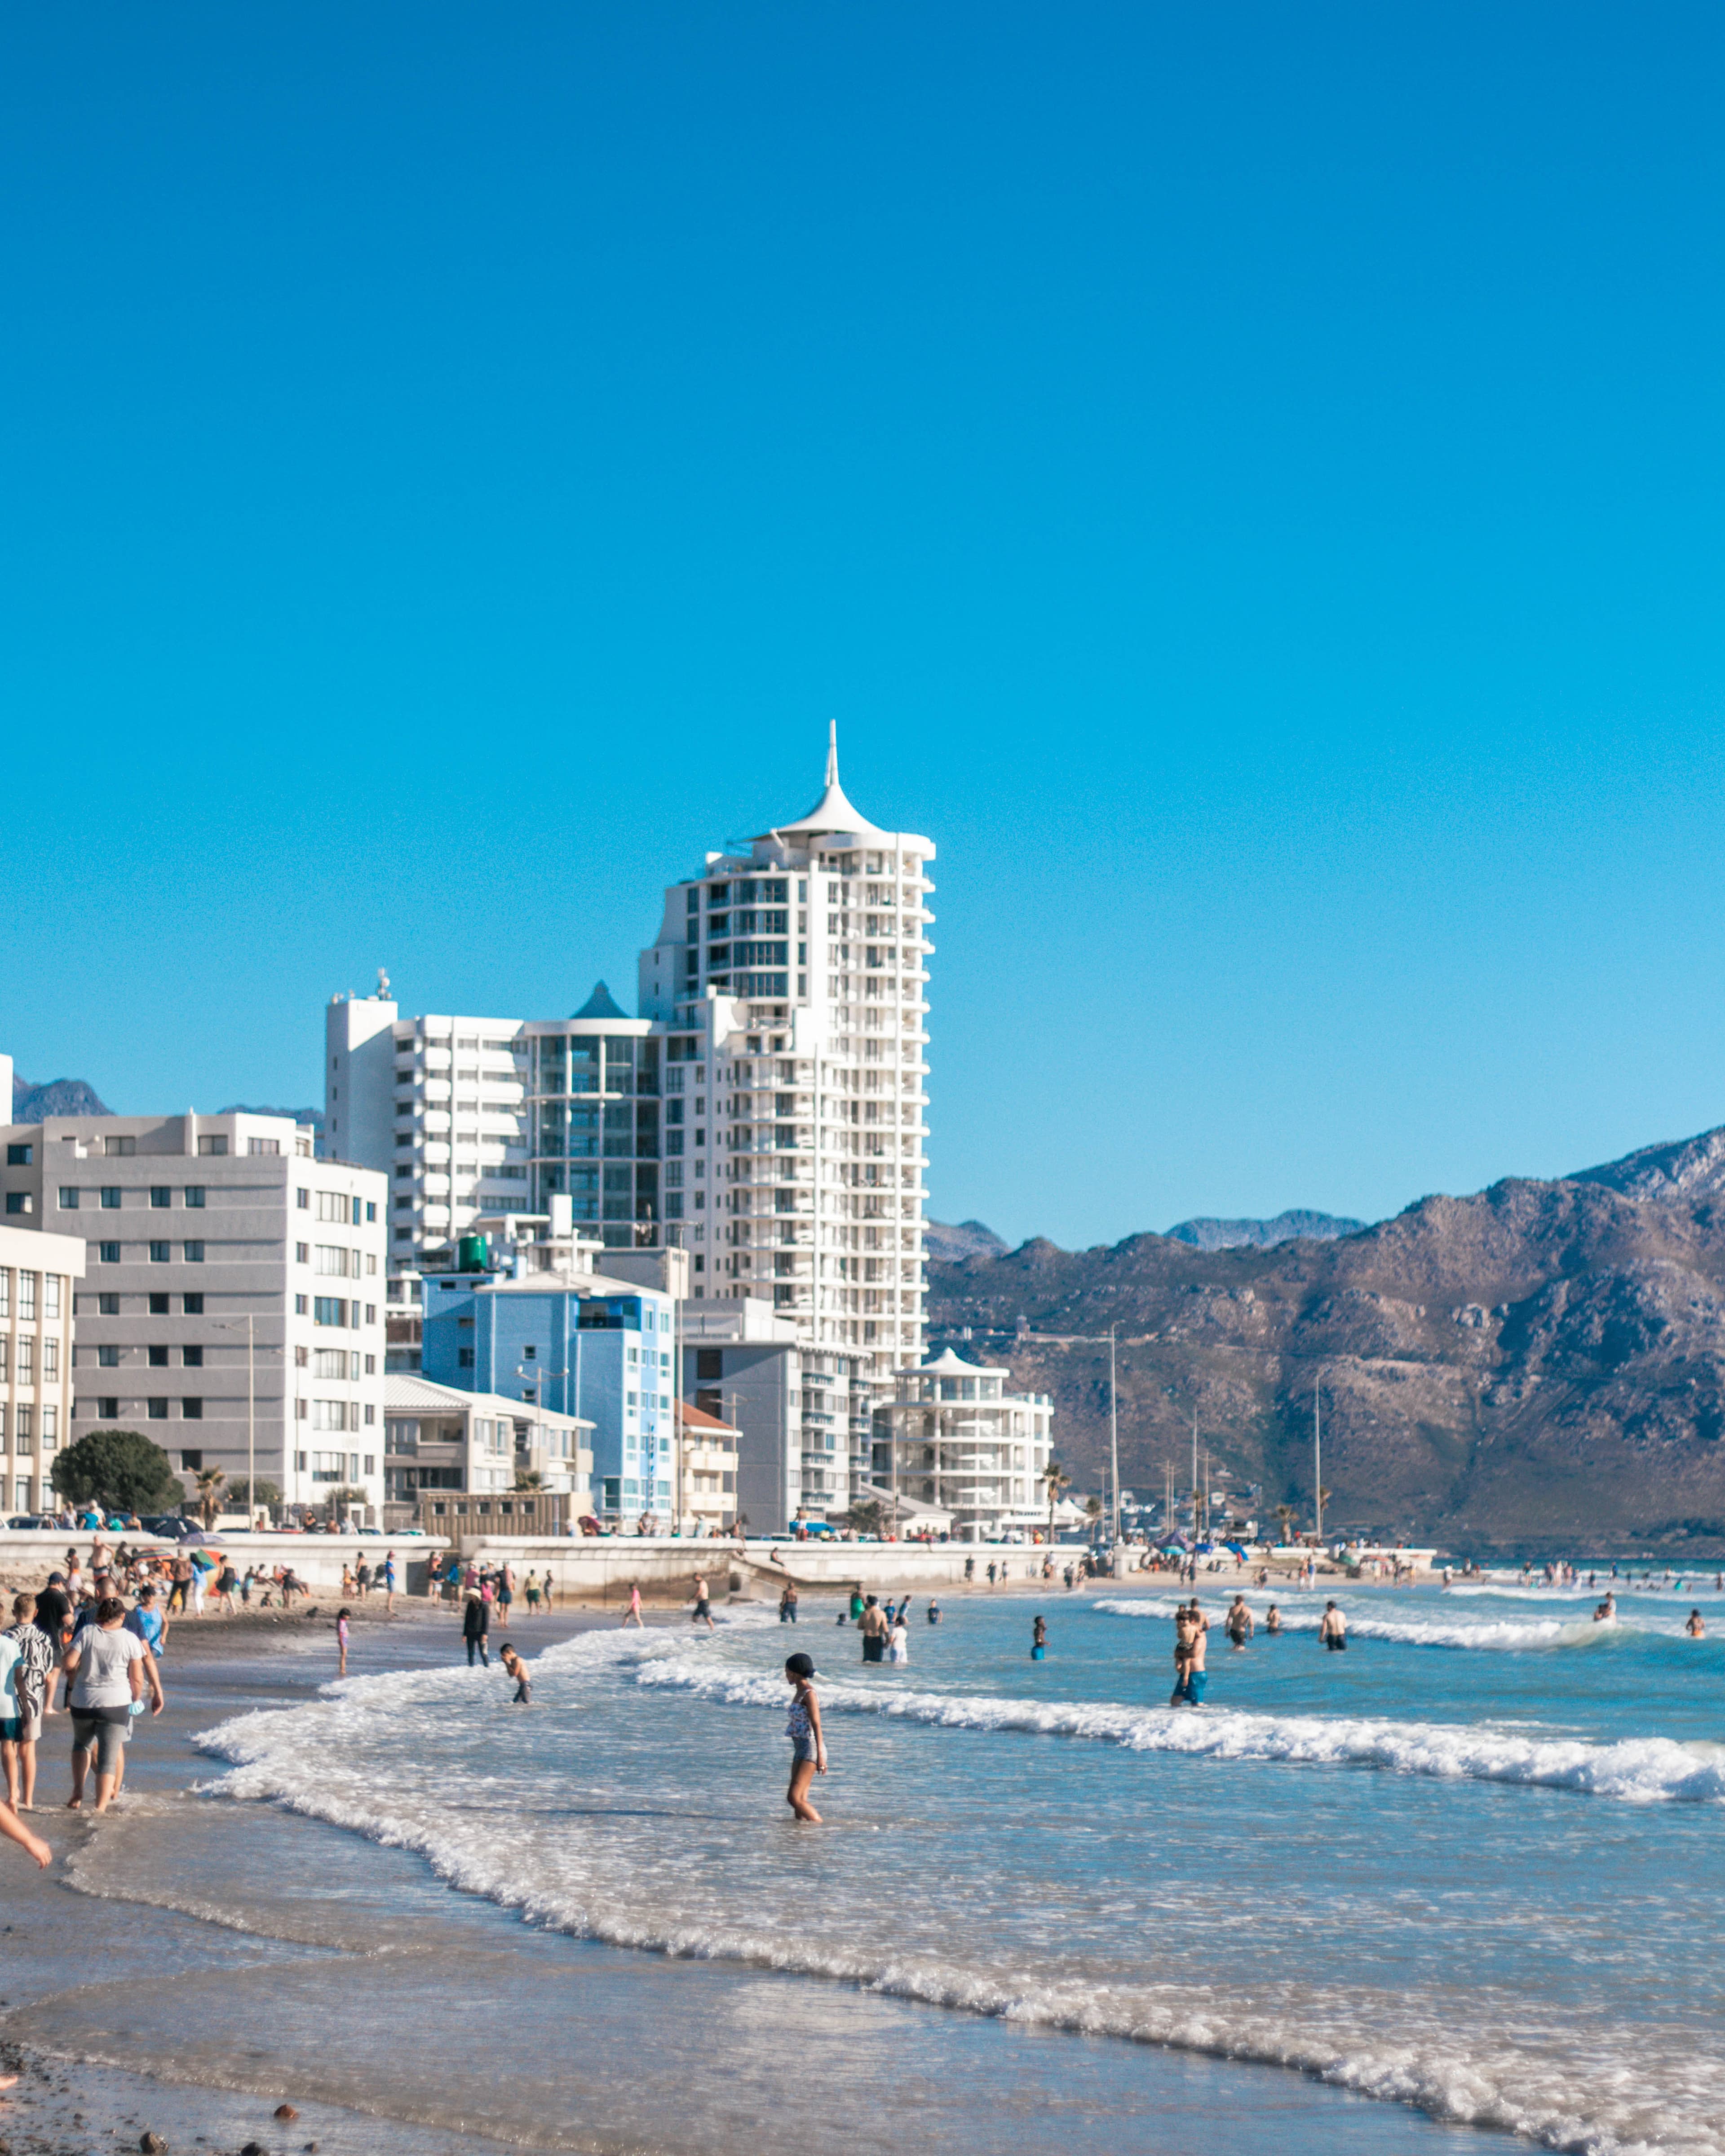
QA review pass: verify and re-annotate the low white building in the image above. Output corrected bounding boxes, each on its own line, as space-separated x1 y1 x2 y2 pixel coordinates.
0 1216 86 1518
0 1109 388 1523
677 1398 739 1534
382 1372 593 1520
871 1347 1054 1539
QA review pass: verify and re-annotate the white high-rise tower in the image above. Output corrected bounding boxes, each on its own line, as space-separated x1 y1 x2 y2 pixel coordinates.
639 726 934 1515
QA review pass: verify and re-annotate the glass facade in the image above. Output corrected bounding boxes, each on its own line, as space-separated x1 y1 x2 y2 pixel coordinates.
529 1029 662 1249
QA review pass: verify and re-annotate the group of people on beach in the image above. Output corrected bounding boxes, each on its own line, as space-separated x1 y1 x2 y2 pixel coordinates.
0 1564 169 1869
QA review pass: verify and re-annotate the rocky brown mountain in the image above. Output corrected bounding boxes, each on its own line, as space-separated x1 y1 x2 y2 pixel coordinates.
927 1133 1725 1556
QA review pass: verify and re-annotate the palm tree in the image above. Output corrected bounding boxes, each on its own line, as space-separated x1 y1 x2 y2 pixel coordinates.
1042 1459 1071 1547
513 1469 544 1492
1275 1502 1296 1547
194 1465 226 1528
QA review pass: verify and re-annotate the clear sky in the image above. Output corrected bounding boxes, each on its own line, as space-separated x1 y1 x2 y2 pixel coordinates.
4 4 1725 1249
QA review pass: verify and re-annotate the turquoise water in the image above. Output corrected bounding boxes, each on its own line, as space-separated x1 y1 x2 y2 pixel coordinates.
186 1582 1725 2154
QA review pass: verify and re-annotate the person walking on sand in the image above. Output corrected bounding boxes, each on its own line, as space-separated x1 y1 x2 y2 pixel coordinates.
1 1594 52 1812
462 1592 491 1668
63 1598 163 1815
1318 1600 1348 1651
692 1572 716 1632
383 1550 398 1615
336 1607 352 1677
1225 1594 1254 1651
500 1642 531 1704
621 1582 644 1629
783 1652 827 1822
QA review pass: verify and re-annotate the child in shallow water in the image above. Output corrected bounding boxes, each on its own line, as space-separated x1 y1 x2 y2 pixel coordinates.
783 1652 826 1822
500 1644 531 1705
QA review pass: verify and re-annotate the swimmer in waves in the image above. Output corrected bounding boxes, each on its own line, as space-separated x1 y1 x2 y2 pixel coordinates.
1685 1608 1705 1639
1264 1603 1283 1635
1592 1591 1618 1625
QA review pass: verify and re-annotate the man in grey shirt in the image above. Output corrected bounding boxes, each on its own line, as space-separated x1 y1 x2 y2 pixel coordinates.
62 1598 164 1814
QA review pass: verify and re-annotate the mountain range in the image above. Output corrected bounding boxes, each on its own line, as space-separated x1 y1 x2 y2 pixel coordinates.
927 1126 1725 1556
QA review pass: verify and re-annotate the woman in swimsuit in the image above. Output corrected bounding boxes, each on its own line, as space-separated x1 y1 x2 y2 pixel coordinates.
783 1652 827 1822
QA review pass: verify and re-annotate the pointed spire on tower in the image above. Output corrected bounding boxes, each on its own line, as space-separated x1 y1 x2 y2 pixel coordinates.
826 718 840 789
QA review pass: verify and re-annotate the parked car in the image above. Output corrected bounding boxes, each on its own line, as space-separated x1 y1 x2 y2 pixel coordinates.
6 1514 54 1530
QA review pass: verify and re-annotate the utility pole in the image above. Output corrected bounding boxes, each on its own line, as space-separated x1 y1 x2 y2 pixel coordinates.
1108 1326 1120 1546
1314 1375 1323 1543
1191 1408 1199 1536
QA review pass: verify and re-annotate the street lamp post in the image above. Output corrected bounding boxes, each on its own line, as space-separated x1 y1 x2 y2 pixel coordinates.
213 1315 261 1527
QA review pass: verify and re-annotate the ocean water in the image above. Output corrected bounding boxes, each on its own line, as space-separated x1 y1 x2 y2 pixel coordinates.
161 1579 1725 2156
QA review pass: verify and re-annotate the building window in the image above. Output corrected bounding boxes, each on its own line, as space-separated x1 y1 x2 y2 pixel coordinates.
4 1194 29 1215
296 1188 310 1210
98 1294 119 1316
149 1241 170 1264
183 1241 204 1263
248 1138 281 1157
185 1186 205 1208
101 1187 121 1208
366 1201 377 1222
149 1292 169 1315
296 1243 310 1265
6 1143 31 1165
183 1293 203 1314
295 1294 308 1316
199 1135 228 1156
97 1345 120 1367
58 1187 79 1209
97 1396 118 1419
181 1449 203 1469
148 1399 169 1420
151 1187 171 1208
104 1136 135 1158
182 1345 203 1368
150 1346 169 1368
182 1399 203 1420
99 1242 120 1264
314 1296 350 1328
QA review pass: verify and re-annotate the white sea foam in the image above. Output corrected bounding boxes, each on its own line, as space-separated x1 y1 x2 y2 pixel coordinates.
636 1656 1725 1802
188 1633 1725 2156
1089 1594 1640 1649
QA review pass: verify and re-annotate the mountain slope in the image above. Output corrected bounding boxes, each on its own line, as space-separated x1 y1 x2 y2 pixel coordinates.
1163 1209 1366 1250
927 1130 1725 1555
12 1074 111 1122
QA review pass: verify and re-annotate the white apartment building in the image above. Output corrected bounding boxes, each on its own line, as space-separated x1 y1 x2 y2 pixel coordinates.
327 981 668 1273
0 1110 388 1522
640 726 933 1514
871 1348 1055 1540
0 1215 85 1518
327 728 935 1522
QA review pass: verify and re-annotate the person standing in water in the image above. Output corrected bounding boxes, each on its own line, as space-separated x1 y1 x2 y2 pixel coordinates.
1685 1608 1706 1638
1318 1601 1348 1651
778 1582 798 1623
1264 1603 1283 1635
1031 1614 1048 1660
462 1592 491 1667
500 1643 531 1703
926 1598 942 1625
1593 1591 1617 1625
621 1582 644 1629
692 1573 716 1632
335 1606 351 1677
783 1652 827 1822
1225 1595 1254 1651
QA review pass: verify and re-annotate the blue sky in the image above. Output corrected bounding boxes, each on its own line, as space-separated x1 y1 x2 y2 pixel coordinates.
4 4 1725 1248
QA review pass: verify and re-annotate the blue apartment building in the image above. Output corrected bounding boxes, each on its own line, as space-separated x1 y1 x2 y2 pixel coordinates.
420 1269 677 1520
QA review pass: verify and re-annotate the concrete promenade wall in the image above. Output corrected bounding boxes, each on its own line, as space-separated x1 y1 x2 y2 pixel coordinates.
441 1537 1059 1604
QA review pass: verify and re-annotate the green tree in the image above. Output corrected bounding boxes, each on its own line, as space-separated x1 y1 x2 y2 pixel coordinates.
194 1465 227 1528
325 1486 367 1517
52 1429 183 1515
1042 1458 1071 1546
226 1479 283 1514
847 1498 885 1537
513 1469 544 1492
